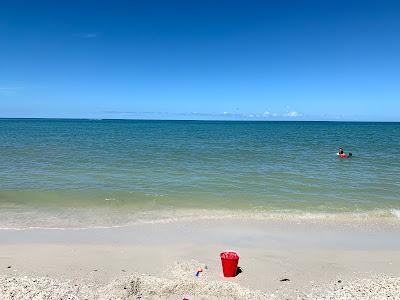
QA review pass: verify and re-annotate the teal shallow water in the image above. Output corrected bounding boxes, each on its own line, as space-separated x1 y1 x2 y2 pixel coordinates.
0 119 399 228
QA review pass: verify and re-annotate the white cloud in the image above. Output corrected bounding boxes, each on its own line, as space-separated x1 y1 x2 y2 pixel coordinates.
0 87 24 96
285 111 301 117
103 110 305 120
283 105 302 117
0 87 23 90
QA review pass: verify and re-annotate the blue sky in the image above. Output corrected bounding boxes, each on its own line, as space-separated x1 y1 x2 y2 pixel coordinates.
1 0 399 121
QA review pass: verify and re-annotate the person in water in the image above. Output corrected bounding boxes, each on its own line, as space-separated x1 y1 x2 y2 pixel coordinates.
338 147 352 158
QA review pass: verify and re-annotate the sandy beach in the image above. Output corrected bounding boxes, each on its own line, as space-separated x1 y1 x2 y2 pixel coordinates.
1 218 400 299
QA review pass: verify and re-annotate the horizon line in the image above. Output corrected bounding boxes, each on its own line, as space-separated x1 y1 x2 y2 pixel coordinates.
0 117 399 123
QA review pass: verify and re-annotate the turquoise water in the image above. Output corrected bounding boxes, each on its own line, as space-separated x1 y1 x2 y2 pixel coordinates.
1 119 399 228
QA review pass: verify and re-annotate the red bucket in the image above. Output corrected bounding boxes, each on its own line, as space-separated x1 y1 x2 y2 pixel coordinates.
220 251 239 277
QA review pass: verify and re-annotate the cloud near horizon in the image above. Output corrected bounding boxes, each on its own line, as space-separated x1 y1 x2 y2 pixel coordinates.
102 110 306 120
285 111 301 117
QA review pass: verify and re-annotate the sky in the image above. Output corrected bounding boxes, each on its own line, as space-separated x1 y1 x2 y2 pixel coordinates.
1 0 400 121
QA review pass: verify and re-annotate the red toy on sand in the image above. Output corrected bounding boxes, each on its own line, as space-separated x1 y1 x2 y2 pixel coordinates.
220 251 239 277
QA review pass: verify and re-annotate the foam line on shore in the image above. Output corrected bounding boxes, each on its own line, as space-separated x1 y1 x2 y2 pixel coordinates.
0 208 400 231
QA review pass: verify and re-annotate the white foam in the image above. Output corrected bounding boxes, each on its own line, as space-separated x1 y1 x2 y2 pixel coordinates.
1 208 400 231
390 209 400 219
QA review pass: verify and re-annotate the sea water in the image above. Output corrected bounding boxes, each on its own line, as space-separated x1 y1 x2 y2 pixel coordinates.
0 119 399 228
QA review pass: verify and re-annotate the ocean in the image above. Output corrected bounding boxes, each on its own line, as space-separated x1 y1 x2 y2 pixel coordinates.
0 119 399 229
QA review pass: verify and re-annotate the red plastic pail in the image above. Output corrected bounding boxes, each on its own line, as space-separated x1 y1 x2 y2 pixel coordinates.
220 251 239 277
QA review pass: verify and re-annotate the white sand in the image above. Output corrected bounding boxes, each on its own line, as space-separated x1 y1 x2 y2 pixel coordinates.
1 219 400 299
